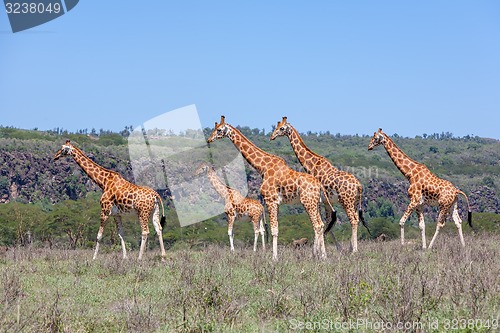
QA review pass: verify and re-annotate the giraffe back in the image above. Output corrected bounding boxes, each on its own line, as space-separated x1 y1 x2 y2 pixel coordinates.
108 178 160 213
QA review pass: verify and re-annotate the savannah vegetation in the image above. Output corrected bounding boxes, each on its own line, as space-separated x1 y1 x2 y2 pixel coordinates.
0 126 498 331
1 234 499 332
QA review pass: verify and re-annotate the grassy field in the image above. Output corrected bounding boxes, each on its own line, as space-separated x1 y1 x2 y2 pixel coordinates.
1 233 498 333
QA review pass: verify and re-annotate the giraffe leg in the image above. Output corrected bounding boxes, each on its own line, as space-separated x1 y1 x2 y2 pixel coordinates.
451 201 465 247
114 215 128 259
93 223 106 260
345 207 359 253
428 207 448 249
251 214 261 252
253 229 259 252
227 212 235 252
138 211 150 260
339 196 359 253
315 220 327 259
151 203 167 260
253 232 258 252
266 202 279 261
138 232 148 260
324 201 341 252
399 200 420 245
93 204 111 260
259 217 266 251
318 229 327 258
304 202 326 259
416 206 426 249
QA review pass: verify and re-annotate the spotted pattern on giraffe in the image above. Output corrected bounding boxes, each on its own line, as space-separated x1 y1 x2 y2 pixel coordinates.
270 116 368 252
368 128 472 249
195 162 266 252
54 140 167 260
208 116 327 260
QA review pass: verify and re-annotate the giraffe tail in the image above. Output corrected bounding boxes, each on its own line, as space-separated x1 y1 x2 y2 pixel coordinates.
458 190 473 230
320 184 337 235
156 192 167 229
358 185 373 237
359 210 373 237
260 198 269 244
263 211 269 244
324 211 337 234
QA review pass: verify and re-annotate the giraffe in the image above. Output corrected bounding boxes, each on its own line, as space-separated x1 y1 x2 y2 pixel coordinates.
207 116 328 260
368 128 472 249
54 140 167 260
270 116 371 252
195 162 266 251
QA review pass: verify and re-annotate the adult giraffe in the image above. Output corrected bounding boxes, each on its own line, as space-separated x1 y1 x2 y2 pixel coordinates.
207 116 328 260
270 116 371 252
54 140 167 260
368 128 472 249
195 162 266 252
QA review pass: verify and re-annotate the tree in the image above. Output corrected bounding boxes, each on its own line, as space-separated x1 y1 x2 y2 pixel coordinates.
367 197 395 218
43 198 99 248
429 146 439 153
0 202 47 246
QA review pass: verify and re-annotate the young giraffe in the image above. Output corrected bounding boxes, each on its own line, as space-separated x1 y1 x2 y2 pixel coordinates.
208 116 328 260
195 162 266 251
368 129 472 249
270 116 371 252
54 140 167 260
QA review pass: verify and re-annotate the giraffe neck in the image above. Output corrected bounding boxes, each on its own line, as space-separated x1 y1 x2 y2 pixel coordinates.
286 126 331 173
227 125 282 175
381 134 420 180
70 146 116 189
206 167 231 200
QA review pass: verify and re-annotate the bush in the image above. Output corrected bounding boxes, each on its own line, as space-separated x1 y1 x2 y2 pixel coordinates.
367 217 399 240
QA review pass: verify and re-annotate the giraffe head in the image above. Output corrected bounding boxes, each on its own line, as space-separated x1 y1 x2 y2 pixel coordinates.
270 116 291 140
194 162 211 175
54 140 75 160
207 115 232 143
368 128 385 150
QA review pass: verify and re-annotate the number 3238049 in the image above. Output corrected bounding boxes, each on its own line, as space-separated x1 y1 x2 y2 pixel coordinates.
5 2 62 14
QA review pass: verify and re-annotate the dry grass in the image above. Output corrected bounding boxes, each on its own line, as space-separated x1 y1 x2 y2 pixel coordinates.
0 233 498 332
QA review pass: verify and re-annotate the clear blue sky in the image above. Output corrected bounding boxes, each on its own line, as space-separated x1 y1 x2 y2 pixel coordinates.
1 1 499 139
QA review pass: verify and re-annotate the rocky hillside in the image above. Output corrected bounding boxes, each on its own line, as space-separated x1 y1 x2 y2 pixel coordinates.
0 127 498 220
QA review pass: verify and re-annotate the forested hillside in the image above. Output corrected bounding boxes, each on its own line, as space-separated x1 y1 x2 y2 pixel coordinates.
0 126 498 248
